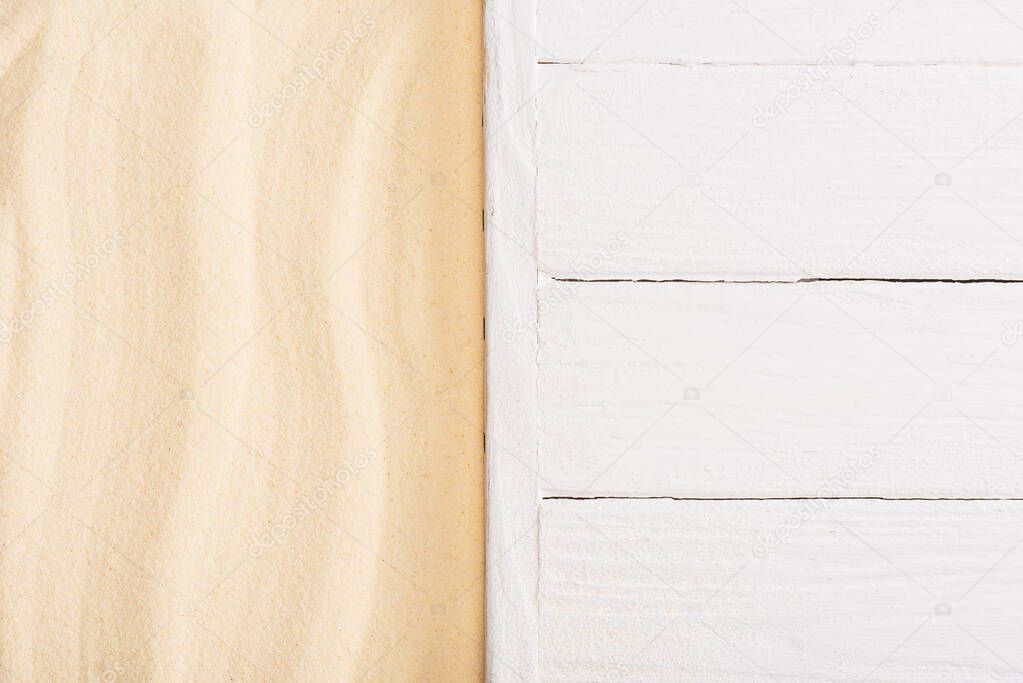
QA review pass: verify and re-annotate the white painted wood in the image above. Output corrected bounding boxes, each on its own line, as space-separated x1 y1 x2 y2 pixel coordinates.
485 0 541 679
540 498 1023 681
492 1 1023 677
538 0 1023 65
539 280 1023 497
537 64 1023 280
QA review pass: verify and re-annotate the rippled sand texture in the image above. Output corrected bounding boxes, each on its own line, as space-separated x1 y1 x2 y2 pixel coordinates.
0 1 484 679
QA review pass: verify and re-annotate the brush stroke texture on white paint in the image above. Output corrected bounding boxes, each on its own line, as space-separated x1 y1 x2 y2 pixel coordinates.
541 499 1023 681
487 0 1023 678
538 0 1023 64
538 280 1023 497
537 65 1023 280
485 1 541 681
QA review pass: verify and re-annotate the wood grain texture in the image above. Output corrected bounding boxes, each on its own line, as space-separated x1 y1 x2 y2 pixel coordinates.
485 0 542 680
539 280 1023 497
494 0 1023 677
537 64 1023 280
537 0 1023 64
540 498 1023 681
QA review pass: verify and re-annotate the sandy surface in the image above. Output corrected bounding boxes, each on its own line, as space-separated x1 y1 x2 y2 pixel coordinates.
0 1 483 679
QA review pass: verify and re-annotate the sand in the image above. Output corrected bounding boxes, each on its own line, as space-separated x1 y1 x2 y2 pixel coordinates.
0 0 483 679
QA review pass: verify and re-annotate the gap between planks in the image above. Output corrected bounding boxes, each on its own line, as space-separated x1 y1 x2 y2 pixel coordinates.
550 276 1023 284
543 495 1023 501
537 60 1023 67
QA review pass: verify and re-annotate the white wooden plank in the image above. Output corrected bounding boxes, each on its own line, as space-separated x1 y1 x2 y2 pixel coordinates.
538 0 1023 65
540 498 1023 682
539 280 1023 497
486 0 541 679
537 64 1023 280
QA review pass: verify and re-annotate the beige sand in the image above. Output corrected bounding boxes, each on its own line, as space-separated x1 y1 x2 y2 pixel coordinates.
0 0 483 679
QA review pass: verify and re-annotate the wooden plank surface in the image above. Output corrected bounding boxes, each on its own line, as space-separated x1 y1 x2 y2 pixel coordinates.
485 0 543 679
499 0 1023 677
536 64 1023 280
540 498 1023 681
539 280 1023 497
538 0 1023 64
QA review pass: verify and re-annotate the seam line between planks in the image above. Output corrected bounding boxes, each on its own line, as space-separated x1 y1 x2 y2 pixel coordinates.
537 60 1023 67
543 495 1023 502
550 277 1023 285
